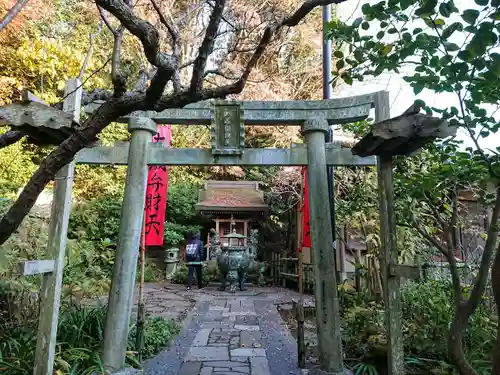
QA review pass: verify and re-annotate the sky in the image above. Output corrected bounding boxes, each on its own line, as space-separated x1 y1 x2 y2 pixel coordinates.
332 0 500 152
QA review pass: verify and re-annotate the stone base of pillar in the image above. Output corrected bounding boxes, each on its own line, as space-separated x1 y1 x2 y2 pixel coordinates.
307 366 353 375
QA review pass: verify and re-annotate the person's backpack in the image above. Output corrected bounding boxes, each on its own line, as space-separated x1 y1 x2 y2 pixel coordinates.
186 242 199 262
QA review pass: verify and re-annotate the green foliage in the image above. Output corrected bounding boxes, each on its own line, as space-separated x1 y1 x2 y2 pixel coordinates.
137 262 164 283
164 222 201 248
166 183 201 224
343 280 496 374
0 136 40 196
68 194 123 243
402 281 494 363
128 315 180 359
0 198 48 284
0 305 179 375
170 263 219 285
73 165 127 201
72 123 131 201
6 37 95 103
164 183 206 247
392 141 491 242
351 363 379 375
327 11 500 362
63 239 115 300
164 223 186 248
327 0 500 169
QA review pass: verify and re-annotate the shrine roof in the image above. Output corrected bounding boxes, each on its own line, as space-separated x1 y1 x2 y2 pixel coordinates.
195 181 269 212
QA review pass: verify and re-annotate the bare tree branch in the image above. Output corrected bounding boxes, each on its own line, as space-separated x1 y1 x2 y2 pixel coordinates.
79 23 104 80
0 0 30 32
148 0 186 93
96 0 177 70
55 58 113 109
111 30 126 96
413 224 449 256
79 33 95 80
0 81 243 244
97 6 116 34
0 0 350 245
190 0 226 92
204 69 238 80
425 194 448 228
0 130 24 149
82 88 113 106
132 67 153 93
172 71 183 92
149 0 180 54
97 3 127 96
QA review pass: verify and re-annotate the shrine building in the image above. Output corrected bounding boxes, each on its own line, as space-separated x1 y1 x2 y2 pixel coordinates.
195 181 269 249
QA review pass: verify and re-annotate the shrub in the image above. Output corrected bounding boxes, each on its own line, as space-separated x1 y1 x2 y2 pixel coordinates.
0 305 179 375
68 194 122 243
343 280 496 374
401 280 494 374
0 199 48 328
137 262 164 283
171 263 219 285
62 239 115 301
128 316 179 359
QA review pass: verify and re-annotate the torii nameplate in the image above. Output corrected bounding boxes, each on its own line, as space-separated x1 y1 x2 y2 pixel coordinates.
211 101 245 156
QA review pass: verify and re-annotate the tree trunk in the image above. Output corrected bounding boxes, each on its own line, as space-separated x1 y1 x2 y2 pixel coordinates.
414 188 500 375
491 243 500 375
0 130 24 149
0 0 30 32
0 97 144 245
448 309 478 375
0 82 245 246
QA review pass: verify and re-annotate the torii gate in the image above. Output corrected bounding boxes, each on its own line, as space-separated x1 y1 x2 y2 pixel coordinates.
3 83 420 375
78 94 379 375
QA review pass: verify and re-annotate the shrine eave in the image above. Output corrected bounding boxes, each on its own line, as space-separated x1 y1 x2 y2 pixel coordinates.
196 205 269 214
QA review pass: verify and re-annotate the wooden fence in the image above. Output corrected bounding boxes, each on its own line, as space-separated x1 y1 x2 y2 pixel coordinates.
270 254 315 293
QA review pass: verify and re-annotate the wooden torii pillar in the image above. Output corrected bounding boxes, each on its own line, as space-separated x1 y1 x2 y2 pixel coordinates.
352 92 457 375
0 80 83 375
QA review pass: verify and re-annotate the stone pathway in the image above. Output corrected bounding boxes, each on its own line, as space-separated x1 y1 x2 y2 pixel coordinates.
145 286 303 375
92 283 198 322
137 283 197 321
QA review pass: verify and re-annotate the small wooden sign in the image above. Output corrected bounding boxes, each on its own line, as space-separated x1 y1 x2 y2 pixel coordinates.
19 260 55 276
211 101 245 155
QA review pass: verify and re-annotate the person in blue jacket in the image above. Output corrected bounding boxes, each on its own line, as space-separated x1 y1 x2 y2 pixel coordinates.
185 232 206 290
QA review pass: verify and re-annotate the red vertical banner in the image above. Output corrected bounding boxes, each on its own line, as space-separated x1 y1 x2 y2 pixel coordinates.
144 125 172 246
301 167 311 249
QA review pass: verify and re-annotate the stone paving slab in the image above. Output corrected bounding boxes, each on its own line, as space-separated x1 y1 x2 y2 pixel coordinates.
191 328 212 346
185 347 230 361
234 325 260 331
222 311 258 317
144 286 302 375
250 357 271 374
230 348 266 357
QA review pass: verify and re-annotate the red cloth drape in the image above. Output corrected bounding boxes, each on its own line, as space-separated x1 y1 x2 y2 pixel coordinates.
301 167 311 249
144 125 172 246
